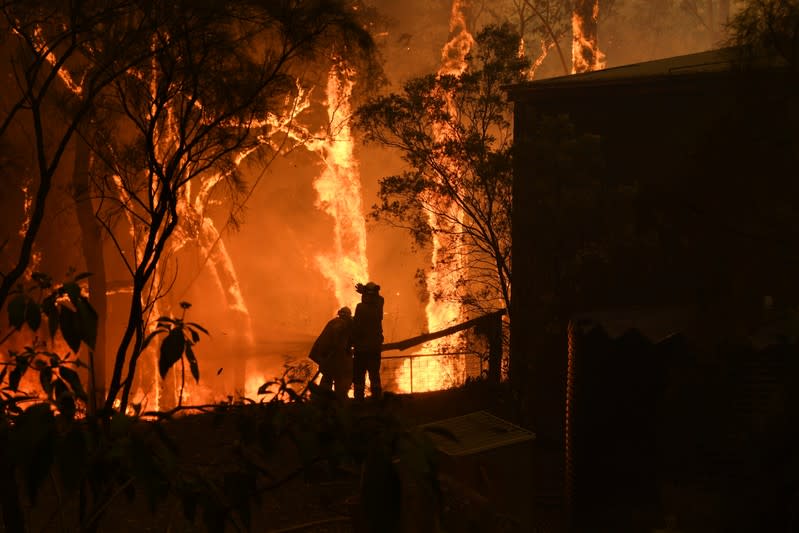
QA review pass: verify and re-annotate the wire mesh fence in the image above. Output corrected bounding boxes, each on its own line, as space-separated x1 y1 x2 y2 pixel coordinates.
380 351 484 394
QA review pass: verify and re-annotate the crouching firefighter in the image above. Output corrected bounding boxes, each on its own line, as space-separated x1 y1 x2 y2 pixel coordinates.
308 307 354 401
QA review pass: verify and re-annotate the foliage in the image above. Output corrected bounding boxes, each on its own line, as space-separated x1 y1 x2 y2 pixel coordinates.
256 361 314 403
1 0 376 414
140 301 208 407
83 0 375 413
726 0 799 69
356 24 528 320
144 303 205 382
1 271 96 416
475 0 573 76
1 276 448 532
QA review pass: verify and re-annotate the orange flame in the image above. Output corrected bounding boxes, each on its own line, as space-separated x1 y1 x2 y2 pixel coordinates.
312 59 370 312
393 0 474 393
425 0 473 344
571 0 606 73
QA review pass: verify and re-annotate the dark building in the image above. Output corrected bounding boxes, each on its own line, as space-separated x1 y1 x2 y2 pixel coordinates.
507 49 799 530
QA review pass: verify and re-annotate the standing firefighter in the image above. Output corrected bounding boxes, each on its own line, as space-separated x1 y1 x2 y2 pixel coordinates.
309 307 354 401
352 282 384 401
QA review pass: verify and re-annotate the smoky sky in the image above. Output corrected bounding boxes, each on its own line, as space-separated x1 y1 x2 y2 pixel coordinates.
0 0 732 395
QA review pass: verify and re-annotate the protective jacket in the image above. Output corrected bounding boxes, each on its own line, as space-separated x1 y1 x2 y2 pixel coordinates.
309 315 353 373
353 293 384 352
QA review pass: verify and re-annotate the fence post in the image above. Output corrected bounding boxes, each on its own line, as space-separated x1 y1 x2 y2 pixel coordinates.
410 355 414 394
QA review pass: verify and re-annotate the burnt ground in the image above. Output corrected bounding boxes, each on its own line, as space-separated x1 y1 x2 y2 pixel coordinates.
13 381 555 533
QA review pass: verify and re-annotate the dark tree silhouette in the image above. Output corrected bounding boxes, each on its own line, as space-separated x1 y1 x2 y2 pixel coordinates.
356 25 528 325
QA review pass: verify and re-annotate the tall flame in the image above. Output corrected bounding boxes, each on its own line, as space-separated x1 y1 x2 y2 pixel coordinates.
426 0 473 343
572 0 606 73
312 59 370 312
394 0 475 393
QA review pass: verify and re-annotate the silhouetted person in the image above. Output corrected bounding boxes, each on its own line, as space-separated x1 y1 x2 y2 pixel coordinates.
309 307 354 401
352 282 384 401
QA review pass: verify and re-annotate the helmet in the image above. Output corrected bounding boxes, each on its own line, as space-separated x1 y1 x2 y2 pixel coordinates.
355 281 380 294
337 306 352 318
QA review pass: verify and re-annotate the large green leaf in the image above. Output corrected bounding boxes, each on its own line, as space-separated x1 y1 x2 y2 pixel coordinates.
159 328 185 378
185 343 200 382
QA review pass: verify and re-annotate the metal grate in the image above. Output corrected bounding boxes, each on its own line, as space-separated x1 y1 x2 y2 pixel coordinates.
381 352 483 393
419 410 535 456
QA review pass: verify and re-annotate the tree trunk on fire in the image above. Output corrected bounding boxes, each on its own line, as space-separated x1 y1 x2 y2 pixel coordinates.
72 136 108 412
572 0 603 73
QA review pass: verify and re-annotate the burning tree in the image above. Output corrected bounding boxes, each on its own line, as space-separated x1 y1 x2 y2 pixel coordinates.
355 24 529 328
1 0 375 413
572 0 606 72
0 0 159 312
474 0 573 77
87 1 374 412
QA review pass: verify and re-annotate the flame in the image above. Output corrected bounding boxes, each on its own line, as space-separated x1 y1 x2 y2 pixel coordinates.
425 0 472 347
31 26 84 95
571 0 606 73
312 59 370 312
392 0 474 393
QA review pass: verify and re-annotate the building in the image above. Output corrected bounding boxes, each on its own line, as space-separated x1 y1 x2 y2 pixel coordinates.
507 48 799 530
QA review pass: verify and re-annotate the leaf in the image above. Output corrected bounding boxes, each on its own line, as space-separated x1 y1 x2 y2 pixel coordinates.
186 322 209 335
0 365 7 384
61 282 81 304
185 344 200 382
25 301 41 332
53 378 68 401
8 294 26 329
73 272 92 282
257 382 274 395
9 366 24 391
159 328 185 378
189 328 200 343
31 271 52 288
59 366 87 400
76 297 98 350
42 294 59 338
59 308 82 353
39 367 53 397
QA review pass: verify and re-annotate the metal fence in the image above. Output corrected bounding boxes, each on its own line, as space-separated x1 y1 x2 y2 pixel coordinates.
380 351 484 394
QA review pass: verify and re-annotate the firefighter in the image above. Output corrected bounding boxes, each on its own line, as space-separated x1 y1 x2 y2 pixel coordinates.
308 306 354 401
352 282 384 401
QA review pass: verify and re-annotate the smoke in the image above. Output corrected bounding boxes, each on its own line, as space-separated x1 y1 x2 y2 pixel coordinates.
1 0 745 401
